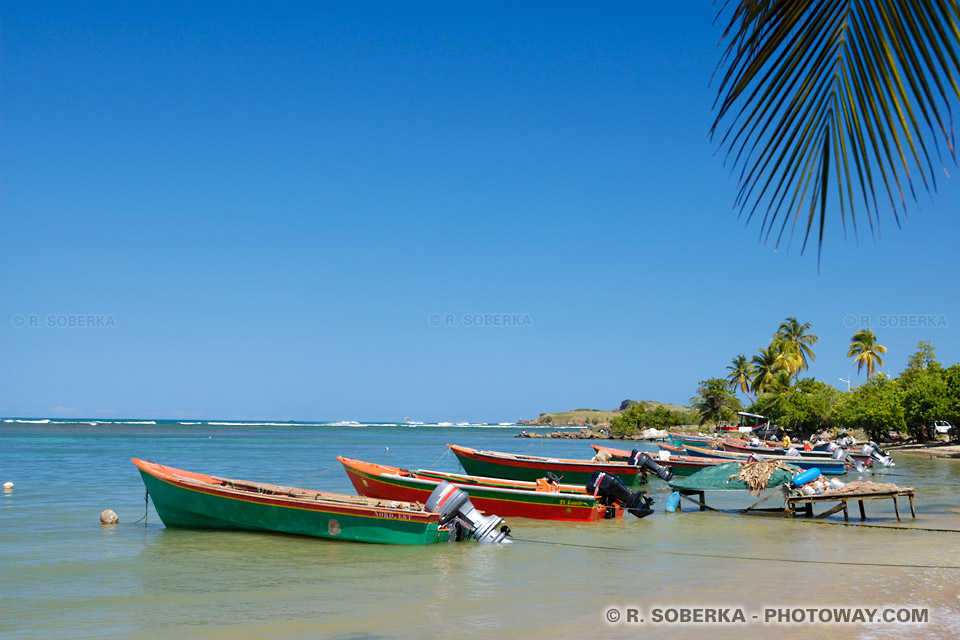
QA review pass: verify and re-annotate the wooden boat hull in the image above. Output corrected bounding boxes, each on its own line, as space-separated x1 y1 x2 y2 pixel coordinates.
448 444 647 487
680 445 846 475
339 457 618 521
589 444 737 477
132 458 452 545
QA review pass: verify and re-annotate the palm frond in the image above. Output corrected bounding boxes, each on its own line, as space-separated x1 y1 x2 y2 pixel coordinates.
712 0 960 264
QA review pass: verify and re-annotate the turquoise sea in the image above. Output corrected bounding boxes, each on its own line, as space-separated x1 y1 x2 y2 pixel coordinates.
2 420 959 639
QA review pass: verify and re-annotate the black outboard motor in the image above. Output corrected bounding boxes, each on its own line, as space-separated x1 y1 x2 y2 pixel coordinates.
586 470 655 518
425 481 511 543
627 449 675 482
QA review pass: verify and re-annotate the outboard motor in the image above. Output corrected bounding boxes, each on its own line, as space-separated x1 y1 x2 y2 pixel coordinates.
586 470 654 518
861 441 895 468
425 481 511 543
785 447 800 457
833 447 868 472
627 449 675 482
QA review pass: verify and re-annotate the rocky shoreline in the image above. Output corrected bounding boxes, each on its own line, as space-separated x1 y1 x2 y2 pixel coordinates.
515 427 675 441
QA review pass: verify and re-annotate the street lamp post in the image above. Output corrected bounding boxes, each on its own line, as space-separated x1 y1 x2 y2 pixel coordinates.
839 377 851 392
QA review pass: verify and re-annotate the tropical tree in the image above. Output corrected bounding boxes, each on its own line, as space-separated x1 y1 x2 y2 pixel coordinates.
691 378 743 427
712 2 960 261
751 342 785 394
726 354 756 403
776 317 818 379
848 328 887 377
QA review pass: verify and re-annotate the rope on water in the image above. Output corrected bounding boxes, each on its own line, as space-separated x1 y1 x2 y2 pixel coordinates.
288 464 341 487
426 447 450 469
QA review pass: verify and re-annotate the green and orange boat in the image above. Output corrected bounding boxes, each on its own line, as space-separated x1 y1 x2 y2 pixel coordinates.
339 456 624 521
133 458 506 545
448 444 671 487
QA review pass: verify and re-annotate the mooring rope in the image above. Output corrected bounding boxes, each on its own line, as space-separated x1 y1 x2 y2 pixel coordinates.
288 464 341 487
131 490 149 525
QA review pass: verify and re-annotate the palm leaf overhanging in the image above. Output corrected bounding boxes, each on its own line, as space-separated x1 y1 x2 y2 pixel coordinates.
711 0 960 262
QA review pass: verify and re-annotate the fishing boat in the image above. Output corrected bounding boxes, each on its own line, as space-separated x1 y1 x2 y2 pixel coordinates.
339 457 630 521
447 444 672 487
668 432 718 449
678 445 848 476
720 438 873 466
132 458 510 545
589 444 738 477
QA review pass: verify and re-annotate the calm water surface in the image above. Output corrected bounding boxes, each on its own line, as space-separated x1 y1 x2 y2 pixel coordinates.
2 422 959 639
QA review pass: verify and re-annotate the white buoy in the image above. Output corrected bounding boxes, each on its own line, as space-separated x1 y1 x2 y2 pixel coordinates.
385 446 389 451
100 509 118 525
2 482 12 491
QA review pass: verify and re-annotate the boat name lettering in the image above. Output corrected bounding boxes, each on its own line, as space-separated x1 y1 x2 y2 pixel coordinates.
374 510 411 520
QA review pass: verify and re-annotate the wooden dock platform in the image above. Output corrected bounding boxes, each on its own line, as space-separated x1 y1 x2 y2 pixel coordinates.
673 486 917 522
785 488 916 521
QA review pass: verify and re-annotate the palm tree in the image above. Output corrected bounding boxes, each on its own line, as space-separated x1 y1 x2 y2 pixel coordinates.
776 317 818 380
691 378 743 427
712 2 960 262
848 328 887 377
726 354 755 403
750 343 784 395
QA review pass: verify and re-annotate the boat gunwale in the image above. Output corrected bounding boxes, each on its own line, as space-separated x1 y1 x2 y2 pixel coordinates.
338 456 597 501
446 444 642 471
132 458 441 522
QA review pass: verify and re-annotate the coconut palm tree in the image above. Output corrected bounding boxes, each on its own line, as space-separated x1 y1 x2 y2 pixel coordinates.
848 328 888 377
691 378 743 427
750 343 784 395
712 2 960 262
726 354 756 403
776 317 818 379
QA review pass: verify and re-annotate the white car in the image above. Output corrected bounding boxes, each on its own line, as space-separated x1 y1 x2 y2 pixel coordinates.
932 420 954 434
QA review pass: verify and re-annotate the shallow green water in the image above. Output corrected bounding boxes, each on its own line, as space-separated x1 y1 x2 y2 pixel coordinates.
2 422 958 639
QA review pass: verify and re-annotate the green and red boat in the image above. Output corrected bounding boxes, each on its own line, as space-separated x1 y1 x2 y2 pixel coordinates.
133 458 493 545
448 444 653 487
339 457 623 521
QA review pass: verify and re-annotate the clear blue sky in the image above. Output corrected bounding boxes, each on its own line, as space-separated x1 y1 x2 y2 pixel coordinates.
2 1 959 422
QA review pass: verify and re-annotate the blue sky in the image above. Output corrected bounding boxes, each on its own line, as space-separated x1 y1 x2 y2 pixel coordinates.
2 1 959 422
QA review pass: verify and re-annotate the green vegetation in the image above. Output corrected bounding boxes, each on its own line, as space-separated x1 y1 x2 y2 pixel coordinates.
691 378 743 427
722 318 960 442
609 404 689 437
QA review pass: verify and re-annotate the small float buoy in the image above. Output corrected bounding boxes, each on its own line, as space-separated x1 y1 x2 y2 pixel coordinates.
100 509 119 525
385 446 389 451
2 481 13 491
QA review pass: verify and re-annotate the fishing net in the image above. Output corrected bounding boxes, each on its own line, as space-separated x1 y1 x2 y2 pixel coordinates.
669 462 801 494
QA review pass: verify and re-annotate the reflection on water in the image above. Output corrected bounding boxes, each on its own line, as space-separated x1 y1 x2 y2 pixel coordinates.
2 423 959 639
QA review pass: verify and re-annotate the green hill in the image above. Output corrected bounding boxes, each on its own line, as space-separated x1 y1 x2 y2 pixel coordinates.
520 400 693 427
